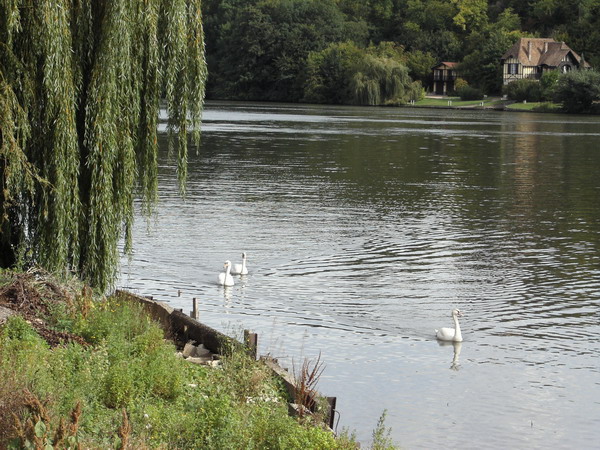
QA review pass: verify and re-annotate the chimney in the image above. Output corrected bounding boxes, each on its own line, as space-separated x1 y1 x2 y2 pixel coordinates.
544 41 548 53
527 40 532 61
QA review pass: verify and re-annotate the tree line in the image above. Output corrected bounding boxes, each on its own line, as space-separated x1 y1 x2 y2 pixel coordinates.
202 0 600 105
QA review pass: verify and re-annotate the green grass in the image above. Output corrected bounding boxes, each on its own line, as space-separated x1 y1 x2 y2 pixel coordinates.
505 101 562 112
414 96 500 107
413 97 565 113
0 273 362 449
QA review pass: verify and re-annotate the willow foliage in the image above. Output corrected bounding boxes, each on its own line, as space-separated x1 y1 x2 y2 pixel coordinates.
0 0 207 290
304 41 424 106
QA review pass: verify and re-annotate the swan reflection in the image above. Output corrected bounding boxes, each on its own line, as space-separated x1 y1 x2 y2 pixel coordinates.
438 340 462 371
450 341 462 371
222 286 232 309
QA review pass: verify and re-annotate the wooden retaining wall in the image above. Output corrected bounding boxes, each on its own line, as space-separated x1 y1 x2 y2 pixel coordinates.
116 290 337 430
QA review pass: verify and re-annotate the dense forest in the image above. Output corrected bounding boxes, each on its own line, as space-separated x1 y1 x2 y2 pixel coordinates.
202 0 600 103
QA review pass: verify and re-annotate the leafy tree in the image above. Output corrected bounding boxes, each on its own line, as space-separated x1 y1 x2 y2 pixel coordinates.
451 0 488 32
453 77 469 93
352 57 424 105
0 0 207 289
539 70 561 100
303 42 424 105
405 50 437 86
303 42 363 104
389 0 462 59
565 0 600 68
553 69 600 113
459 9 522 94
503 79 543 102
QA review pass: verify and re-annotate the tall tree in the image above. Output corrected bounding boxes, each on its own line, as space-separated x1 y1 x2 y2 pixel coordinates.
451 0 487 32
459 8 522 94
303 41 424 105
0 0 207 290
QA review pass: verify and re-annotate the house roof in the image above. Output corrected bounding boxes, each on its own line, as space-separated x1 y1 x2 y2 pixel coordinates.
432 61 459 70
501 37 591 68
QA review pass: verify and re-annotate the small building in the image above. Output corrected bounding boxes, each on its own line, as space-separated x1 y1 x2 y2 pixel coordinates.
431 62 459 95
501 37 591 85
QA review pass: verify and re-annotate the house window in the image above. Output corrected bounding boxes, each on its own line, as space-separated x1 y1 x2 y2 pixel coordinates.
508 63 519 75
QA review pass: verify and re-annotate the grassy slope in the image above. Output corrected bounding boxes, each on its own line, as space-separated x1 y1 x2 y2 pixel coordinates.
0 270 364 449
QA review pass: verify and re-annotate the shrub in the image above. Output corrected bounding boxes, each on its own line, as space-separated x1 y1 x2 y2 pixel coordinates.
102 360 136 408
539 71 561 100
454 77 469 92
553 69 600 113
2 316 44 344
371 410 396 450
503 79 542 102
457 85 484 100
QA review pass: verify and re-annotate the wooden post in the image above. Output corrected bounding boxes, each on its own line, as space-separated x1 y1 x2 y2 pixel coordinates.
244 330 258 360
190 298 199 320
326 396 337 430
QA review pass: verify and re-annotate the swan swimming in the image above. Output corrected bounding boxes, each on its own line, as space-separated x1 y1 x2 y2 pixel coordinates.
231 252 248 275
218 260 235 287
435 309 463 342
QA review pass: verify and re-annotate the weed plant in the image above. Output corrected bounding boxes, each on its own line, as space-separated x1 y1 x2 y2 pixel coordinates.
0 285 357 448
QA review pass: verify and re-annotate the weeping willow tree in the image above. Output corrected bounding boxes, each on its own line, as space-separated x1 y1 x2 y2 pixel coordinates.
350 55 423 106
0 0 207 290
303 41 424 106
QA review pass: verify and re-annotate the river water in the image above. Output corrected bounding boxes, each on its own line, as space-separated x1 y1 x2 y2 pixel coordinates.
119 101 600 449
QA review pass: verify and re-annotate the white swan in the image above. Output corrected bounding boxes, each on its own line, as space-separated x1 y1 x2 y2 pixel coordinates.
218 260 235 286
435 309 463 342
231 252 248 275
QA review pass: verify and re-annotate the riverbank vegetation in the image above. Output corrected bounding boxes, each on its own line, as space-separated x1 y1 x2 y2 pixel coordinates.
202 0 600 110
502 69 600 113
0 269 376 449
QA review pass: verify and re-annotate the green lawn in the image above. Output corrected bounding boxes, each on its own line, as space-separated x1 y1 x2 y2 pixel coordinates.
505 101 562 112
415 97 500 107
414 97 563 113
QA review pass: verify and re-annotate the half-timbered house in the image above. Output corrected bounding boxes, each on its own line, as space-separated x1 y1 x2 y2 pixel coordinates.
501 38 590 85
